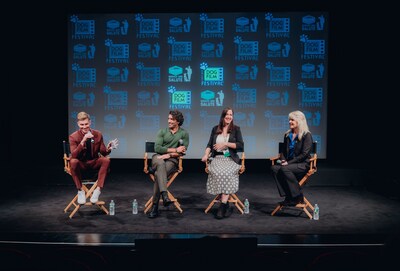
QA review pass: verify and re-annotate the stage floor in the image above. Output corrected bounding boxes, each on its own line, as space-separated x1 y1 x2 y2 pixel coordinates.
1 170 399 270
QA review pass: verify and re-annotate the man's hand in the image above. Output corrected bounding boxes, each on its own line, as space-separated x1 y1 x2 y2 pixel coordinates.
107 138 119 150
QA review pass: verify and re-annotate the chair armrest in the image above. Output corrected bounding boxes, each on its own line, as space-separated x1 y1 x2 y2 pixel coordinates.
63 155 71 175
269 155 280 165
239 152 246 174
177 156 183 173
143 152 149 174
205 157 210 174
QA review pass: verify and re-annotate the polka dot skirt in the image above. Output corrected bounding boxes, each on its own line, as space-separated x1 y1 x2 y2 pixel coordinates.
206 155 241 195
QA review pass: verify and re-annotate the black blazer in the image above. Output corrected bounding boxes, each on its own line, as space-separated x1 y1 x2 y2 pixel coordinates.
205 125 244 165
280 132 313 167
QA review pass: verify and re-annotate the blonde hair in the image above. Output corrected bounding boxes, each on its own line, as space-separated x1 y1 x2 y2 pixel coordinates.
77 111 90 121
285 110 310 141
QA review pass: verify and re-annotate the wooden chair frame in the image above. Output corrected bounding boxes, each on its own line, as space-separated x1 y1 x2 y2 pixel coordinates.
204 151 246 214
63 141 109 219
143 141 183 214
270 142 318 219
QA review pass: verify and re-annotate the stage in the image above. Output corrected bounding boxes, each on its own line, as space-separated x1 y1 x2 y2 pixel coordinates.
1 163 399 270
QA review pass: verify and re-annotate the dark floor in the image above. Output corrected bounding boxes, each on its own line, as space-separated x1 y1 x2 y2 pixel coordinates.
1 166 399 270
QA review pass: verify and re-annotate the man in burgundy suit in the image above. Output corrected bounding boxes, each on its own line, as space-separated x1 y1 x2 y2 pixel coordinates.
69 111 113 204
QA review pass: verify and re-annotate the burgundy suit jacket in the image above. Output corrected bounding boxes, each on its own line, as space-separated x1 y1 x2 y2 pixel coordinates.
69 129 110 161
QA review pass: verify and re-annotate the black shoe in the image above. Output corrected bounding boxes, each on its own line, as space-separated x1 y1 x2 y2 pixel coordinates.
161 191 173 207
215 202 227 219
147 204 159 218
224 202 233 218
289 194 304 206
279 197 292 206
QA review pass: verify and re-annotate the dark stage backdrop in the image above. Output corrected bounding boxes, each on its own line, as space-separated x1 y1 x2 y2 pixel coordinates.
68 12 328 159
7 0 395 174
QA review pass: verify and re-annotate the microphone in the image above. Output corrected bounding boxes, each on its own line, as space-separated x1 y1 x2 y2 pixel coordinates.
178 139 185 155
86 131 94 143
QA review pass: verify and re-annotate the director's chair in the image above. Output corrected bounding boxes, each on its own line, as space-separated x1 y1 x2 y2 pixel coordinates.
270 141 318 219
204 149 246 214
143 141 183 214
63 140 109 219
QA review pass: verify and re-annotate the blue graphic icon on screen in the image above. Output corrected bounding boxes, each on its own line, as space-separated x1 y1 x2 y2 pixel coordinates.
169 66 181 76
72 63 96 88
303 110 321 127
135 14 160 38
234 36 259 61
169 16 192 33
216 90 225 106
316 15 325 30
105 39 129 63
300 35 326 59
316 63 324 78
168 86 192 110
235 16 258 33
282 42 290 57
200 62 224 86
301 63 325 79
106 19 129 35
298 82 323 107
103 114 125 129
136 111 160 132
136 62 160 86
184 66 192 82
200 90 215 107
267 42 290 58
200 111 220 133
88 44 96 59
200 90 224 107
232 83 256 109
266 90 289 106
265 13 290 38
234 111 255 128
184 17 192 32
301 63 315 79
137 90 159 106
264 111 289 132
73 43 96 60
168 65 192 82
70 15 95 39
234 111 246 126
103 86 128 111
265 62 291 86
201 42 224 58
106 67 129 83
200 13 224 38
169 17 182 32
72 91 95 108
137 42 160 58
302 15 325 31
168 37 192 61
235 64 258 81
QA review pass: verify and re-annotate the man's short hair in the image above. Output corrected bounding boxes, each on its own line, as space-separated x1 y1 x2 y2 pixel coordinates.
77 111 90 121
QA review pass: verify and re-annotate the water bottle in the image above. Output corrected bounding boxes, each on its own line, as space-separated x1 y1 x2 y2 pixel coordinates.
244 198 250 214
313 203 319 220
132 199 138 214
109 200 115 216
